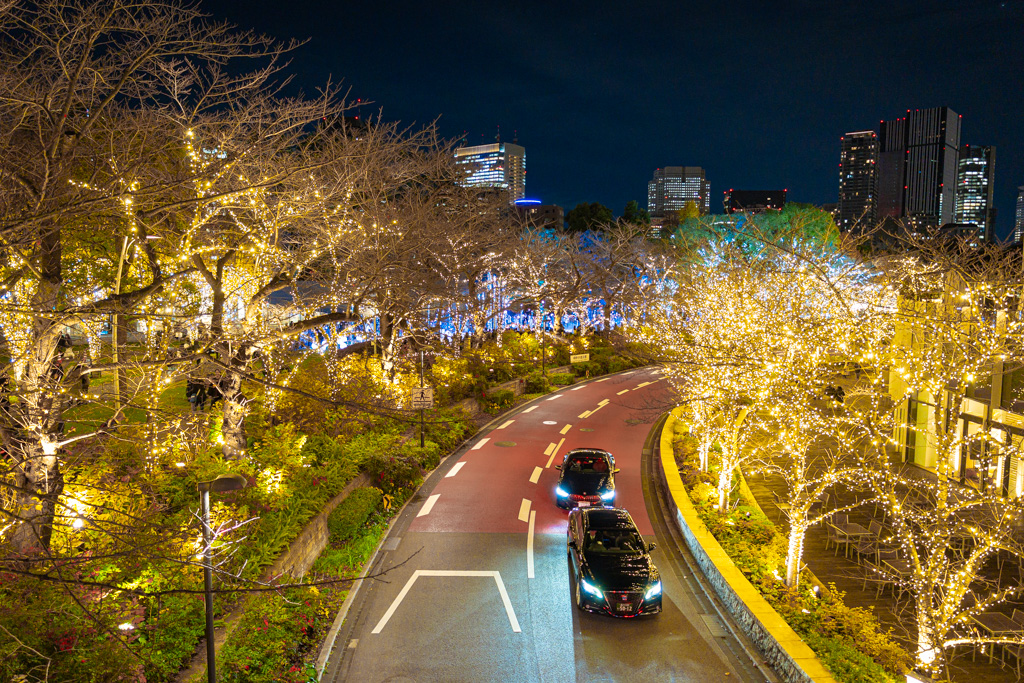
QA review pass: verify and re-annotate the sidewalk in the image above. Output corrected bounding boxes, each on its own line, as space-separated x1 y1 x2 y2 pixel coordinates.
744 467 1019 682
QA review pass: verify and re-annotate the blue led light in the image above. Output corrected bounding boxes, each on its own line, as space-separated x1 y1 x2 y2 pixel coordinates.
556 485 569 497
645 581 662 600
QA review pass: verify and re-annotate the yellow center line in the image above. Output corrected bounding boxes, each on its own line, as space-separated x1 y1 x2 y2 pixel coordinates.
578 410 591 419
560 424 572 435
545 438 565 468
616 389 629 395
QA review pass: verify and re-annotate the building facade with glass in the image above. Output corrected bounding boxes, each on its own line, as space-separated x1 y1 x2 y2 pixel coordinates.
954 144 996 242
454 142 526 203
837 131 878 231
646 166 710 217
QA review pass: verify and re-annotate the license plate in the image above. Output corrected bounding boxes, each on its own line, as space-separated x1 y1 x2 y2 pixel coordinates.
617 603 633 612
577 501 589 507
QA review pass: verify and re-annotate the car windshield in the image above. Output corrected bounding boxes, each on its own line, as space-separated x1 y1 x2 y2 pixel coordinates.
565 455 609 473
584 528 644 554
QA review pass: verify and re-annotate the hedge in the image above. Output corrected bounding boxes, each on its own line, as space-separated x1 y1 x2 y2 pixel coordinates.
327 487 384 543
549 373 575 386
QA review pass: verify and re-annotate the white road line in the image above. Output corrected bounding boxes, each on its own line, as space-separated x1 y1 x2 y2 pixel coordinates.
518 498 532 522
546 438 565 468
371 570 521 634
544 442 556 456
560 424 572 435
445 461 466 478
529 466 542 483
598 399 609 406
546 394 563 401
578 410 591 419
616 389 629 395
417 494 440 517
570 385 586 391
497 420 514 429
527 510 536 579
471 437 490 450
595 377 609 382
522 405 538 413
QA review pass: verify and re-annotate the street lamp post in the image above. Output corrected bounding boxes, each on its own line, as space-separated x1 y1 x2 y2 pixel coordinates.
197 473 247 683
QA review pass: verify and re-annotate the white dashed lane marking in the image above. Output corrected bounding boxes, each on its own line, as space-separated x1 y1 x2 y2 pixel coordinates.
546 394 563 401
472 438 490 450
445 461 465 478
497 420 514 429
417 494 440 517
522 405 538 413
527 510 537 579
570 385 585 391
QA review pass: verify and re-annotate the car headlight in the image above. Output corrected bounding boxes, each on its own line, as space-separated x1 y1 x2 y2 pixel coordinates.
580 578 604 599
644 580 662 600
556 485 569 498
599 490 615 501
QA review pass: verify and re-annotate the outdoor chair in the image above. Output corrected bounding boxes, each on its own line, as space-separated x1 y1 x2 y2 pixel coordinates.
825 523 851 557
999 608 1024 675
832 512 849 528
862 548 901 598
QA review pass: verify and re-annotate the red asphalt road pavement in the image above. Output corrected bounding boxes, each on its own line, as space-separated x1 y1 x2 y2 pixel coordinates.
409 368 663 536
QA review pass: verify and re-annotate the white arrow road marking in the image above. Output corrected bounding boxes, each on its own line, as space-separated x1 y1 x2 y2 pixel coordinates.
529 466 542 483
445 461 465 478
471 437 490 450
497 420 514 429
518 498 532 522
616 389 629 395
371 570 521 634
578 410 591 419
546 438 565 468
417 494 440 517
522 405 538 413
560 424 572 435
527 510 537 579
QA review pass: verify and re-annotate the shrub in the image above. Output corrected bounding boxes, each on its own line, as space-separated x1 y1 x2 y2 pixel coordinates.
423 408 473 452
523 371 550 393
481 389 514 413
548 373 575 386
300 434 341 466
364 452 422 495
404 440 441 470
803 632 899 683
327 487 384 543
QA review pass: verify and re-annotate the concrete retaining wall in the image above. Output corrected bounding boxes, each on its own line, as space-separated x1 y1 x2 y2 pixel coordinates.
658 410 838 683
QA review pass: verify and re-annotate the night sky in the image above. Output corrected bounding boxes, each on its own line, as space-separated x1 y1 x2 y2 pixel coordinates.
203 0 1024 238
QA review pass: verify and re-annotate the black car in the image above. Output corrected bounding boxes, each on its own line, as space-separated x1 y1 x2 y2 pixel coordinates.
554 448 618 509
566 507 662 617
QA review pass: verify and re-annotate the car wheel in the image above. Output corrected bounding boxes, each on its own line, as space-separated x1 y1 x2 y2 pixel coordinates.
568 552 584 610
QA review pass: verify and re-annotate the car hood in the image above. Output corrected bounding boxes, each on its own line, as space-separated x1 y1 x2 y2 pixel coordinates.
583 552 653 591
560 471 611 495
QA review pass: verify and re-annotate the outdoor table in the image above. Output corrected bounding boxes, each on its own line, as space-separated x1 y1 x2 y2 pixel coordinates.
837 522 872 559
970 611 1023 663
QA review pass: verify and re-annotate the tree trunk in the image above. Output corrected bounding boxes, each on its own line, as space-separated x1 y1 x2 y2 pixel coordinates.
219 370 247 460
785 519 806 588
717 463 731 513
7 436 64 555
915 596 939 672
698 439 711 472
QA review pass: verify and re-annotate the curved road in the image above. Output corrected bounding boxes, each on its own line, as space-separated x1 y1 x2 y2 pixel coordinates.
323 368 770 683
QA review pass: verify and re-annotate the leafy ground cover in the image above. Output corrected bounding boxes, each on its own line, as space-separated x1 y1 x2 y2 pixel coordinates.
672 428 912 683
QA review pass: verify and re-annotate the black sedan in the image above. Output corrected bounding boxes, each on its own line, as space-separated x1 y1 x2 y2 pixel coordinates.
554 448 618 509
566 507 662 617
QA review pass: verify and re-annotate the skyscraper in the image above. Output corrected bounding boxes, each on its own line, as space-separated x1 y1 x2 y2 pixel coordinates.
1015 186 1024 242
647 166 710 217
837 131 878 231
877 107 961 230
954 145 996 242
454 142 526 202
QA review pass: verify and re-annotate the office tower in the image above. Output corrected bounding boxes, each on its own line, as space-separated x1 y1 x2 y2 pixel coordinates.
837 131 878 231
877 107 961 230
647 166 711 217
723 189 786 214
954 145 996 242
454 142 526 202
1016 186 1024 242
515 200 564 230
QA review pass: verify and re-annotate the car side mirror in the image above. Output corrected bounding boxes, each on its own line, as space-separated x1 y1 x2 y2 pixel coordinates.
648 542 657 552
612 468 620 473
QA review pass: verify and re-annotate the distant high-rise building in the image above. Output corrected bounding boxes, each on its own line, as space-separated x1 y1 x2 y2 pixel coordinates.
454 142 526 202
954 145 996 242
723 189 786 214
515 200 563 230
877 107 961 230
647 166 710 217
1015 186 1024 242
837 131 878 231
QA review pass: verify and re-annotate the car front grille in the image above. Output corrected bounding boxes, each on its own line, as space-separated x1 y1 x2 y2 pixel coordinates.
606 590 643 614
569 494 601 503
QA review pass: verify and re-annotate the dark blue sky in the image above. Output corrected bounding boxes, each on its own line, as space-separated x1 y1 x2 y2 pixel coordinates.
205 0 1024 238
